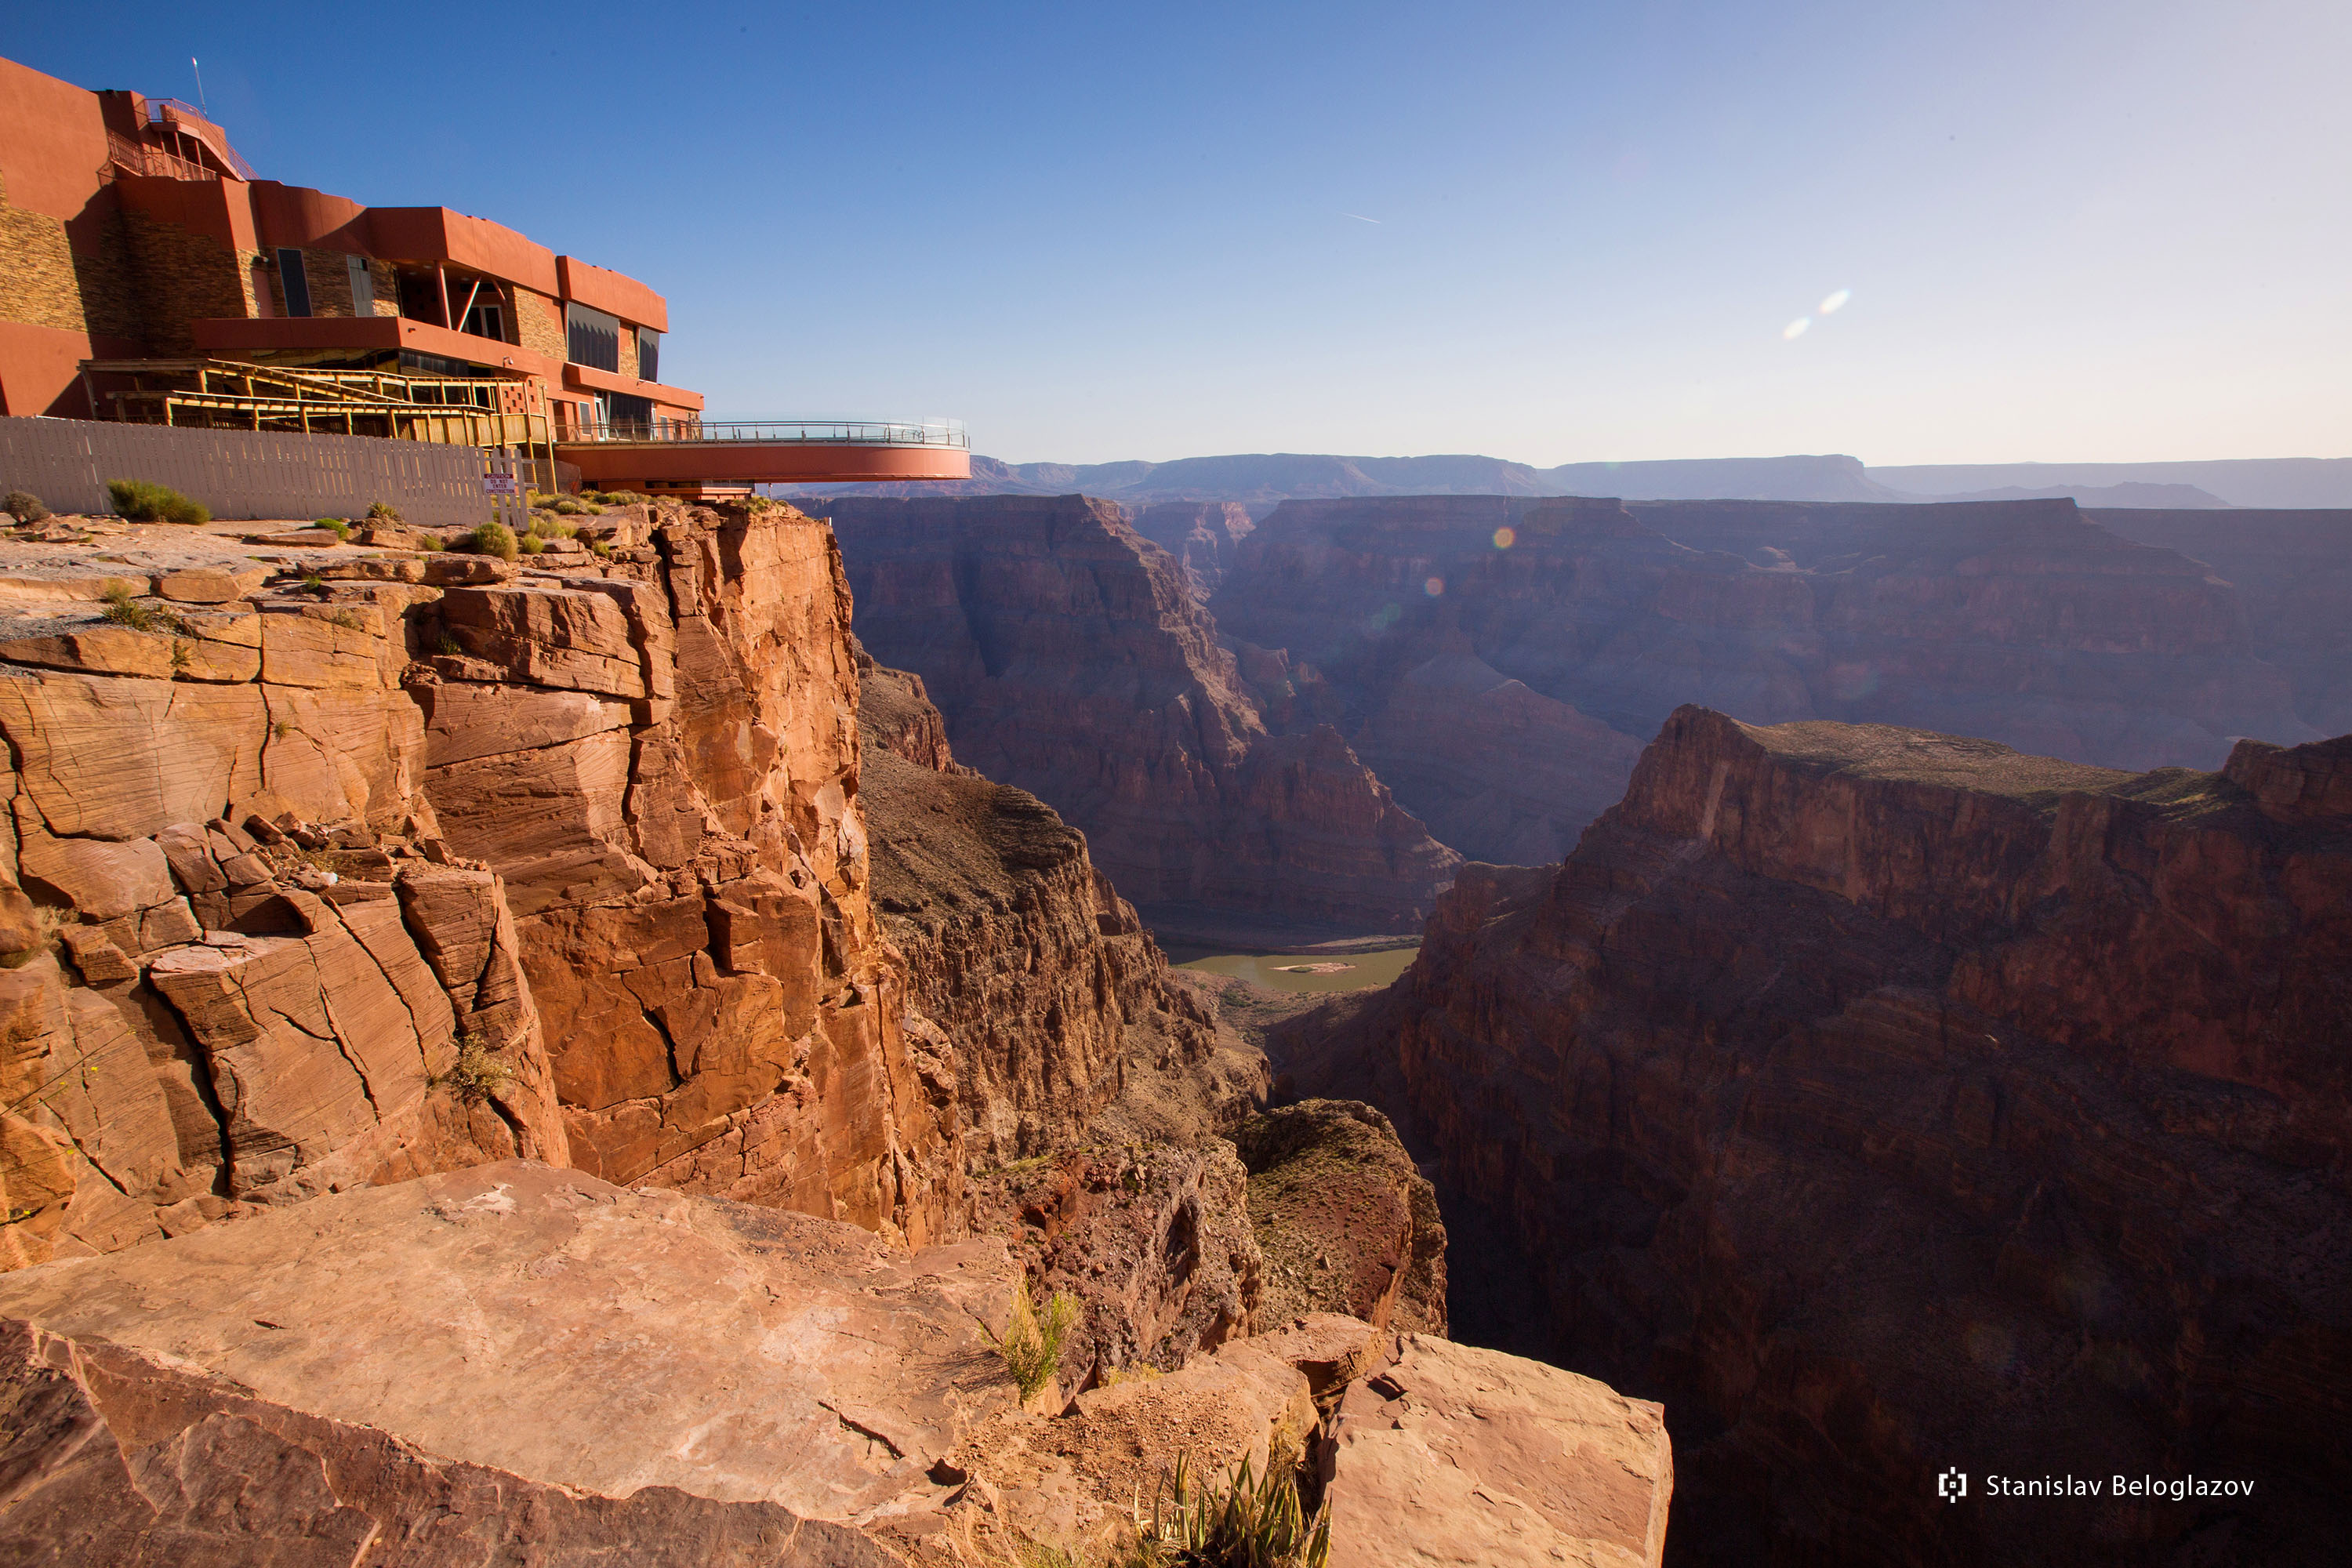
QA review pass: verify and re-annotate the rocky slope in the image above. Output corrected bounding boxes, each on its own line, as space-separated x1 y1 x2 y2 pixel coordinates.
1343 708 2351 1564
821 494 1458 933
856 646 1223 1167
1210 494 2318 865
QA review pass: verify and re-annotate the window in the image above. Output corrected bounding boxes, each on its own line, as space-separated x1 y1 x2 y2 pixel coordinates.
637 328 660 383
565 302 619 372
605 392 655 433
276 248 312 317
347 256 374 316
464 303 506 342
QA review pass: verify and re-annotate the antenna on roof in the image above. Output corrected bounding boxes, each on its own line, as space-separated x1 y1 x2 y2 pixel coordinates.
191 59 207 117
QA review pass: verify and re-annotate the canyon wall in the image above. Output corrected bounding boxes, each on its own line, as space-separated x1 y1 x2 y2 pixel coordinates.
1210 494 2319 865
1358 708 2350 1563
1128 499 1255 601
2090 506 2352 739
820 494 1458 934
855 648 1216 1167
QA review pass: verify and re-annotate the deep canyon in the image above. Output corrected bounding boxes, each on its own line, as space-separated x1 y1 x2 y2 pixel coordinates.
0 484 2343 1566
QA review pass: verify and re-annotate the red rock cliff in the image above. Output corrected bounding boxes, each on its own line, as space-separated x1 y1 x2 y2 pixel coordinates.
1370 708 2351 1564
1210 494 2315 866
820 494 1459 932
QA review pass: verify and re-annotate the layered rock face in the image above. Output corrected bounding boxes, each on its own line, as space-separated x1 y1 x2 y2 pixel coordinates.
857 648 1214 1166
1368 709 2352 1563
410 503 960 1241
0 547 566 1269
2090 506 2352 737
821 495 1457 931
0 501 960 1270
1210 494 2317 862
1129 499 1256 600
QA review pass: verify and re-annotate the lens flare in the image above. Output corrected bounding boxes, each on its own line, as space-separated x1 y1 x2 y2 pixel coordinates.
1424 576 1445 597
1819 288 1851 314
1783 317 1811 340
1492 526 1515 550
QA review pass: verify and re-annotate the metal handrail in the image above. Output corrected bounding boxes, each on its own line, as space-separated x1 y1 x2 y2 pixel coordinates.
560 419 968 448
149 100 258 181
105 131 219 183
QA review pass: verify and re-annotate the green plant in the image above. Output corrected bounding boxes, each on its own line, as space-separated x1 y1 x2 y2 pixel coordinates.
169 638 191 670
550 497 587 515
1098 1363 1164 1390
436 632 463 655
430 1033 514 1104
365 501 403 521
416 532 445 551
529 514 578 539
589 539 613 557
466 521 517 561
2 489 49 524
300 572 328 595
98 583 159 630
990 1277 1080 1402
1014 1544 1084 1568
518 535 545 554
272 720 294 739
1123 1450 1330 1568
105 479 209 524
313 518 352 542
327 609 367 631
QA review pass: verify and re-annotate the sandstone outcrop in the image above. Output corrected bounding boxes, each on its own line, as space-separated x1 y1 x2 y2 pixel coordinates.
0 1160 1657 1566
1235 1098 1446 1335
1210 494 2318 863
821 494 1458 932
0 500 961 1272
1319 1334 1673 1568
1356 707 2352 1563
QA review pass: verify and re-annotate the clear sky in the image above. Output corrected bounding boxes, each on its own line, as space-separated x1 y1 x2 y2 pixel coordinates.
9 1 2347 466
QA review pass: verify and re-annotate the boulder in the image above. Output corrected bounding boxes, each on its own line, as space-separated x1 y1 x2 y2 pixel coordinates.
1319 1334 1672 1568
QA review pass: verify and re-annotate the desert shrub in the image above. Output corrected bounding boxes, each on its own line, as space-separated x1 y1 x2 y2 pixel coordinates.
436 631 463 655
97 583 192 636
106 479 209 524
314 517 352 541
992 1277 1080 1402
589 539 613 557
416 532 445 551
299 573 328 595
465 521 517 560
528 513 576 539
1098 1363 1164 1390
586 489 652 506
430 1033 514 1104
327 609 368 631
518 535 545 554
2 490 49 524
365 501 403 521
1123 1450 1330 1568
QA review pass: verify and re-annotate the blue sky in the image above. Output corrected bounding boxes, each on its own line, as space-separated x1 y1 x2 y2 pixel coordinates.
9 1 2347 465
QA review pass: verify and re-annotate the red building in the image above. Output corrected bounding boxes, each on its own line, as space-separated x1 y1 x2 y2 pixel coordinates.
0 55 967 495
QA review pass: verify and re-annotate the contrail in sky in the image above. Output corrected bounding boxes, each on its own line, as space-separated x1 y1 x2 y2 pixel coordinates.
1341 212 1381 223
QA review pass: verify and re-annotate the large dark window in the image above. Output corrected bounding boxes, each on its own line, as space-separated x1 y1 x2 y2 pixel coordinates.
604 391 655 432
276 248 312 318
636 328 660 383
565 301 619 371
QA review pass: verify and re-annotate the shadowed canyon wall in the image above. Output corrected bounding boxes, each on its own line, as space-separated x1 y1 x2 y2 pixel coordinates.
1342 708 2350 1564
819 494 1459 932
1210 494 2324 866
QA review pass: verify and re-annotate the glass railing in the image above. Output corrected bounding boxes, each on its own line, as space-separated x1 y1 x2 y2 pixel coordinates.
560 419 968 448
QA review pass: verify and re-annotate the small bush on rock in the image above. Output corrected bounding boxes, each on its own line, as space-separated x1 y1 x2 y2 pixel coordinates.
466 521 517 560
430 1033 514 1104
1124 1450 1330 1568
106 479 209 524
365 501 403 521
2 490 49 524
992 1277 1080 1401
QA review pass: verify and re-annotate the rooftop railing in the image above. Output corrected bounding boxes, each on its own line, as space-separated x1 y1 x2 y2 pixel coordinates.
149 100 258 181
561 419 968 448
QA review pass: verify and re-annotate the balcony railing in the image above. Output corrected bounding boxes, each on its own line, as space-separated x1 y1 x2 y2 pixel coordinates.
104 131 220 183
560 419 968 448
149 100 258 181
